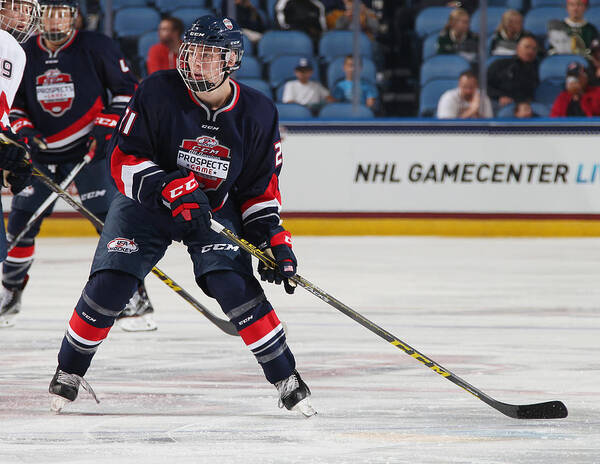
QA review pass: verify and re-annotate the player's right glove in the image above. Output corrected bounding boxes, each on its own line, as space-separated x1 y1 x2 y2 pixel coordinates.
160 169 212 235
0 127 29 171
14 126 47 159
258 231 298 295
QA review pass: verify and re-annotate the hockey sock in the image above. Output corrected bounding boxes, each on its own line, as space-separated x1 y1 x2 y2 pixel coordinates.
58 270 139 376
3 209 42 288
203 271 296 384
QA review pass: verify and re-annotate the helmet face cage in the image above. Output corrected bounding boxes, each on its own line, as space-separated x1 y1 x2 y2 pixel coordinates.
40 3 76 43
177 42 243 93
0 0 41 43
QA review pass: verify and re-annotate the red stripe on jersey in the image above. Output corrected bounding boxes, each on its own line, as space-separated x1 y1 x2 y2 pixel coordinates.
7 245 35 259
110 145 152 194
68 311 112 342
222 80 240 112
45 96 103 143
240 174 281 215
11 117 34 133
0 91 9 129
238 310 281 346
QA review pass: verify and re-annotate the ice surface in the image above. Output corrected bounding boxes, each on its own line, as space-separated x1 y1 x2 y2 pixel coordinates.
0 236 598 464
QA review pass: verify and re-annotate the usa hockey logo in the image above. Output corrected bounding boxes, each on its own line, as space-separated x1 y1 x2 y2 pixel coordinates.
107 238 139 254
177 136 231 191
35 69 75 117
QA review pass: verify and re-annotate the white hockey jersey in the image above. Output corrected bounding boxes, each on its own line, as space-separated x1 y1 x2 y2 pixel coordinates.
0 29 26 129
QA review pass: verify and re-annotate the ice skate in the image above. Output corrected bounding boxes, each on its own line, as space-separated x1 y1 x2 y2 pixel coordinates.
275 370 316 418
0 276 28 328
49 368 99 412
117 283 157 332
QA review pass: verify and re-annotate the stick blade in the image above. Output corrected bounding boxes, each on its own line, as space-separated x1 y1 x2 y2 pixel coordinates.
514 401 568 419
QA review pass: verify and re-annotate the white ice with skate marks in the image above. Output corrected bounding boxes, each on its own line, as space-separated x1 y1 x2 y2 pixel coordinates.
0 236 599 463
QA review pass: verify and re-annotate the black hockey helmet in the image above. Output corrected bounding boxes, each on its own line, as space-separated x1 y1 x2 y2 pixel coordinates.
177 15 244 93
39 0 78 43
0 0 41 43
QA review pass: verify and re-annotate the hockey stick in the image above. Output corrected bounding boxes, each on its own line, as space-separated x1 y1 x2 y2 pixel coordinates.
7 155 91 252
0 133 237 336
209 219 568 420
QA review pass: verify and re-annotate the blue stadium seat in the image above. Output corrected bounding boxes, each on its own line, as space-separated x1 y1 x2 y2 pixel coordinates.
418 79 456 116
586 7 600 28
422 33 439 61
505 0 524 9
236 78 273 99
137 30 158 61
318 103 374 119
590 0 600 7
171 7 213 30
471 7 507 36
234 56 262 79
268 55 320 89
326 56 375 89
276 103 313 120
420 55 470 86
486 54 505 67
530 102 550 117
524 7 564 37
155 0 208 13
415 7 454 38
497 102 550 117
258 30 313 63
242 34 253 56
530 0 562 7
266 0 278 21
534 80 563 105
114 7 161 38
318 31 373 64
99 0 146 12
539 54 588 81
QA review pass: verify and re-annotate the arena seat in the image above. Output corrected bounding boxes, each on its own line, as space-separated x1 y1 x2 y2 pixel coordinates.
318 103 374 119
420 55 470 87
497 102 550 117
234 56 262 79
269 55 319 89
99 0 146 12
422 33 440 61
276 103 313 120
242 34 253 56
258 30 313 63
530 0 562 7
235 78 273 99
523 7 564 37
471 7 507 36
415 7 454 38
539 54 588 82
318 31 373 64
418 79 456 116
326 56 375 90
534 80 563 106
114 7 161 38
155 0 208 13
171 7 213 30
586 7 600 28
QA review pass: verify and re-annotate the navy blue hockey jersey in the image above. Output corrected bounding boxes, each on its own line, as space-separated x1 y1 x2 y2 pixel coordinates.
109 70 284 246
10 30 137 163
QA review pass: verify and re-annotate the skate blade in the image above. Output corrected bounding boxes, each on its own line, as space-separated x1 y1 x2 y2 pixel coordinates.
50 395 70 413
118 314 158 332
0 313 17 328
292 398 317 418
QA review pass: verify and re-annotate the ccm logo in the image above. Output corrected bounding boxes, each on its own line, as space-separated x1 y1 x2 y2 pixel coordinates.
168 178 198 199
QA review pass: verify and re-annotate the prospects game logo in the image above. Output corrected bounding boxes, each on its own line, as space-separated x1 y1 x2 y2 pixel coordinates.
35 69 75 117
177 136 231 191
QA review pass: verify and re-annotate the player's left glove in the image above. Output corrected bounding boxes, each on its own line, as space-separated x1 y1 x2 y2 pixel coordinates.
160 169 212 235
258 231 298 295
88 107 121 159
0 127 29 171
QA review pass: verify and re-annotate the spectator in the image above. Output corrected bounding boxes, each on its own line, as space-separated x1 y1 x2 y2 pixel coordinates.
550 61 600 116
490 10 527 56
146 17 184 75
547 0 599 55
436 70 493 118
586 38 600 84
436 8 478 62
221 0 266 43
282 57 332 113
514 101 534 118
331 55 378 108
327 0 379 40
275 0 327 42
487 35 539 107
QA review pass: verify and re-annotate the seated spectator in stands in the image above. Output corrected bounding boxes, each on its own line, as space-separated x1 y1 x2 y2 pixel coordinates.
586 38 600 84
436 8 478 62
221 0 266 43
331 55 378 108
326 0 379 40
514 101 535 118
547 0 599 55
282 57 332 114
551 61 600 116
275 0 327 43
487 35 539 108
436 70 493 119
490 10 527 56
146 17 184 75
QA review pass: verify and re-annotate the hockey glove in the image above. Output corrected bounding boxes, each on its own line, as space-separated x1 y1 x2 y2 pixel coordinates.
6 162 33 195
258 231 298 294
88 108 120 159
160 169 212 235
0 128 29 171
15 126 47 159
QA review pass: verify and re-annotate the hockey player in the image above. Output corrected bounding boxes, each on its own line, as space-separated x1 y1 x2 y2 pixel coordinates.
0 0 155 329
0 0 41 260
48 15 316 417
